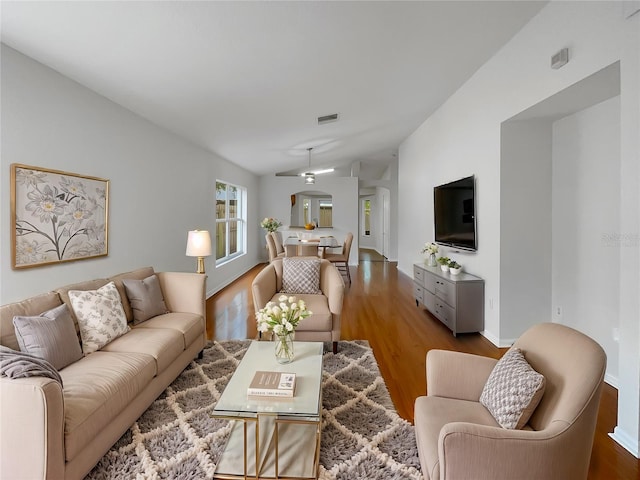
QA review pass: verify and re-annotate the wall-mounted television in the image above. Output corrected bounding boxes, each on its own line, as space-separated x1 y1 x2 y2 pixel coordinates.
434 175 477 251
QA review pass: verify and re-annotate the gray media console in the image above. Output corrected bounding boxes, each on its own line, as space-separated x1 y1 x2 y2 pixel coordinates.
413 263 484 336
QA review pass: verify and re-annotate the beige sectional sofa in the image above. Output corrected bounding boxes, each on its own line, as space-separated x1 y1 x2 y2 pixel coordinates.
0 267 206 480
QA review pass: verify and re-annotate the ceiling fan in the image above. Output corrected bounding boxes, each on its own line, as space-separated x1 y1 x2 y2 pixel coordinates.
275 146 335 181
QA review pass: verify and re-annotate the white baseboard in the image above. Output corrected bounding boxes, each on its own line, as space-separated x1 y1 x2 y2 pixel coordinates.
481 330 516 348
206 262 264 298
604 373 619 388
610 427 640 458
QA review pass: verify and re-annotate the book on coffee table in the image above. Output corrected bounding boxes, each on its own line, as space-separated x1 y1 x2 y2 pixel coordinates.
247 371 297 398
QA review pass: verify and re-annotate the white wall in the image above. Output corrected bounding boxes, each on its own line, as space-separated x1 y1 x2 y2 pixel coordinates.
0 46 260 302
552 96 621 385
500 120 553 343
258 175 359 265
398 2 639 456
358 159 398 261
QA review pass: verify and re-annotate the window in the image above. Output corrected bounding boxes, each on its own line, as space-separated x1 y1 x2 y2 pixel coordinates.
363 199 371 236
303 198 310 225
215 181 246 263
319 199 333 227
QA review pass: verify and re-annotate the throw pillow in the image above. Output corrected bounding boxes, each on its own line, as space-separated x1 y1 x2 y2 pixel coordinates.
480 348 546 429
68 281 130 354
122 274 169 324
12 304 83 370
281 257 322 295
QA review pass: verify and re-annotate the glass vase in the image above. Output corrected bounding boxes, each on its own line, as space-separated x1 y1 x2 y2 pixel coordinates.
426 253 437 267
274 332 295 364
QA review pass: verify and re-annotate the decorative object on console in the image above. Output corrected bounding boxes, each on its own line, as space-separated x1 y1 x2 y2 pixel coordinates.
437 256 450 272
186 229 211 274
256 294 312 363
260 217 282 233
448 261 462 275
10 163 109 269
421 242 439 267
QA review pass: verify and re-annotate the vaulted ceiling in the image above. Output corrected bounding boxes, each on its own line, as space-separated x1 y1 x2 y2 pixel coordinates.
1 1 546 178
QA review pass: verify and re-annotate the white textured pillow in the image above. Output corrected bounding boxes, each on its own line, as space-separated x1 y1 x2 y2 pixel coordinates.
281 257 322 294
480 348 546 429
68 281 130 354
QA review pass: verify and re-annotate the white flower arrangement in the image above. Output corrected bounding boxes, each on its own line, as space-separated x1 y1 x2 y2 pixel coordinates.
260 217 283 233
421 242 439 256
256 295 312 337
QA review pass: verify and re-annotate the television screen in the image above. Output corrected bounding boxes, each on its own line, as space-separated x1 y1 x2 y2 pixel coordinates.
434 175 476 251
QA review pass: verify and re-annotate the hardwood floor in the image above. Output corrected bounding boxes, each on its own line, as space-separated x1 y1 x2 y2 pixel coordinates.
207 260 639 480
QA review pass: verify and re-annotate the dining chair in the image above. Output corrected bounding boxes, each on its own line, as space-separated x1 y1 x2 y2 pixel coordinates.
270 232 285 257
324 232 353 284
297 243 320 257
266 233 284 262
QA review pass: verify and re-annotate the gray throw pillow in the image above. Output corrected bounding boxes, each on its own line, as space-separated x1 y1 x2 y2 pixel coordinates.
13 303 83 370
281 257 322 295
122 274 169 324
480 348 546 429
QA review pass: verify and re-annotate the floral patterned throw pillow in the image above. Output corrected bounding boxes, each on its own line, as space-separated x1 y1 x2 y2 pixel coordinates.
68 281 130 354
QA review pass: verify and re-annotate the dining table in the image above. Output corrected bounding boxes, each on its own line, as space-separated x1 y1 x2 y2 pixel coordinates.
284 235 340 257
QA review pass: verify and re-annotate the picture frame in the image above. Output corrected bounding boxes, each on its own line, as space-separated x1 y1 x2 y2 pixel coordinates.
11 163 109 269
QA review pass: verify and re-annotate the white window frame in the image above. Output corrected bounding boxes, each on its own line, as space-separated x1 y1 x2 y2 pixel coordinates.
215 180 246 266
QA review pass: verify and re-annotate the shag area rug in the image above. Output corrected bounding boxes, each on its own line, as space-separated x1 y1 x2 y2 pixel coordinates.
86 340 423 480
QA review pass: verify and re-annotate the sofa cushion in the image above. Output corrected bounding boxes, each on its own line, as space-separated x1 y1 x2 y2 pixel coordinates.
60 351 156 461
133 312 203 349
480 348 546 429
12 304 83 370
281 257 321 294
414 395 500 480
100 327 184 374
68 282 130 355
109 267 156 323
0 291 62 351
269 293 332 331
122 274 169 325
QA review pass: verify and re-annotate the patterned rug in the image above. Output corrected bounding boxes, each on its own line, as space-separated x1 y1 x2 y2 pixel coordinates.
86 340 423 479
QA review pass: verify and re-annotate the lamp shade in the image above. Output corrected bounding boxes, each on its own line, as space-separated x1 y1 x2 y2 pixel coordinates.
186 230 212 257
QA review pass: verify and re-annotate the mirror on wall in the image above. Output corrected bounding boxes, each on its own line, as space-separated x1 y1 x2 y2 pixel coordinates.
290 191 333 228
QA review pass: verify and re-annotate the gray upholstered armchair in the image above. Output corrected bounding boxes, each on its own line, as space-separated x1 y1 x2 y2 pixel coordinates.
414 322 606 480
251 258 344 353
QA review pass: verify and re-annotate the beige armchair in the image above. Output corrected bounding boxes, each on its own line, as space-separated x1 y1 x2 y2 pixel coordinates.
414 322 606 480
251 258 344 353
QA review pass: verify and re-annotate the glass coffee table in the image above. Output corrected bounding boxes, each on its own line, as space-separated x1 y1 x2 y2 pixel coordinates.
212 340 324 479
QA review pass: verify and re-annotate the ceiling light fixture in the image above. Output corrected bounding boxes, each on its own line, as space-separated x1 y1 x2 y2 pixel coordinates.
299 167 335 177
304 147 315 184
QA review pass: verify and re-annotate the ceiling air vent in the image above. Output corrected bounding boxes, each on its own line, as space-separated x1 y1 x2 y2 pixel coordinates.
317 113 339 125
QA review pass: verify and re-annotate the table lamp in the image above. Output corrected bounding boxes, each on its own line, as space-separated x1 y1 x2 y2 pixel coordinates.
186 230 211 274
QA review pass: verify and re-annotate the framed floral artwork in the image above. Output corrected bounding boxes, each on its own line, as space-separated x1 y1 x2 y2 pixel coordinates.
11 164 109 269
